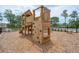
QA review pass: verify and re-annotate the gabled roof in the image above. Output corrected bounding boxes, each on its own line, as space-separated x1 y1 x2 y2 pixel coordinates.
22 10 32 17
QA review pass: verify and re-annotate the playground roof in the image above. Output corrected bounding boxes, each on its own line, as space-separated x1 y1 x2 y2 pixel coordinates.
22 10 32 17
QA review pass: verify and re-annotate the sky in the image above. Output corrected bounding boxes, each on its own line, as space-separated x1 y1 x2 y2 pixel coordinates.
0 5 79 24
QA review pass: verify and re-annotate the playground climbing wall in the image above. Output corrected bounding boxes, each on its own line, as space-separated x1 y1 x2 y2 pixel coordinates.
32 6 50 44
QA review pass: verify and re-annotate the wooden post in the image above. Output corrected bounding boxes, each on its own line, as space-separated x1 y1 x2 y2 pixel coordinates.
28 26 29 35
33 10 35 20
25 26 26 35
31 25 32 35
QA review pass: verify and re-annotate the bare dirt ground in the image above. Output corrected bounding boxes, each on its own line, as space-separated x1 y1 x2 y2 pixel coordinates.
0 31 79 53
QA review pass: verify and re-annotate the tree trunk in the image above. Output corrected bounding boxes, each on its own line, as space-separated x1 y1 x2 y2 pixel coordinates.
75 18 77 33
76 27 78 33
65 17 66 32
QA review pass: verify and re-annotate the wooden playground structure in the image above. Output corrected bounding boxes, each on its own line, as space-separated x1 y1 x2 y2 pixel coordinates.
19 6 51 44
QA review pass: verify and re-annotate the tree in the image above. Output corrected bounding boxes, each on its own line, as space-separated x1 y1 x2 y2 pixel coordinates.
70 11 78 32
0 13 3 23
69 20 76 28
4 9 16 28
61 10 68 31
76 18 79 30
51 17 59 31
15 15 21 28
70 11 78 20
